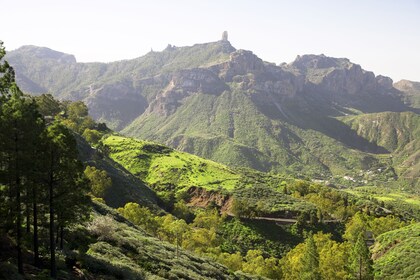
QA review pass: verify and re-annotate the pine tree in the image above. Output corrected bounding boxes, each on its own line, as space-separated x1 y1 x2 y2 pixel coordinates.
0 87 45 274
301 233 321 280
0 41 15 99
349 233 373 280
42 121 90 278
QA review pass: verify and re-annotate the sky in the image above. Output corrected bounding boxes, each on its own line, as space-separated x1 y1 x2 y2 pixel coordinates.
2 0 420 82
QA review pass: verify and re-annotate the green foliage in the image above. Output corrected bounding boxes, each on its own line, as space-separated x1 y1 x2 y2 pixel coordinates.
242 250 282 279
82 128 103 145
34 94 62 117
0 40 15 98
281 232 351 280
84 166 112 198
61 100 95 133
344 212 406 243
345 186 420 220
86 202 243 280
232 184 315 216
300 234 321 280
220 219 298 259
371 222 420 280
349 233 373 280
117 202 160 236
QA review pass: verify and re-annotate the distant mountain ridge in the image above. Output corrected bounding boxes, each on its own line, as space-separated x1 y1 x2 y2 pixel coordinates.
6 40 420 188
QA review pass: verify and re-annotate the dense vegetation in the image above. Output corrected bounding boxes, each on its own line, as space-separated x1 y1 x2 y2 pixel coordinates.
371 223 420 279
0 41 91 278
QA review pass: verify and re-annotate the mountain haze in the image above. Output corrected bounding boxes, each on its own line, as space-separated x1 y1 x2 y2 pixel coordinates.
6 40 419 188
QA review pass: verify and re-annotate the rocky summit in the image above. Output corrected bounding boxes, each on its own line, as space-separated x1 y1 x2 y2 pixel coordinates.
6 39 420 188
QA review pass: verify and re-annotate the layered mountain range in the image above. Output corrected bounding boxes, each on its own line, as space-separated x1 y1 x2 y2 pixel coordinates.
6 40 419 188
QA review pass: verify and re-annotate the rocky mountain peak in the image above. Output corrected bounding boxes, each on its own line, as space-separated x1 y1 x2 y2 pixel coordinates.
289 54 396 95
11 45 76 64
375 75 393 89
394 79 420 92
291 54 351 71
217 49 265 81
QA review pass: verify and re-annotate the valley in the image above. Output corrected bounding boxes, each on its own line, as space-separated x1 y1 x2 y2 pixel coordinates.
0 36 419 280
6 40 419 190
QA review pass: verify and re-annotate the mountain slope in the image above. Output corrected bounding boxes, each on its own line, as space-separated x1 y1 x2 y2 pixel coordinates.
372 222 420 280
101 135 315 215
7 40 420 187
7 41 234 130
339 112 420 186
394 79 420 109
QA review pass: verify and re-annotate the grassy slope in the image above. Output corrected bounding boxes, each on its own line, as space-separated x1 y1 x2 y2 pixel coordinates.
75 134 161 210
101 135 315 214
123 88 388 181
372 222 420 280
83 202 258 280
102 135 241 191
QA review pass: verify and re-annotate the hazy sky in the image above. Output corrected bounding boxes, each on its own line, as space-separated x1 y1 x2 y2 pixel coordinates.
3 0 420 82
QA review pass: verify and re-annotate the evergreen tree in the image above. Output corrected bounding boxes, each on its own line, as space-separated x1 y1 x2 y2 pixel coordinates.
349 233 373 280
42 121 90 278
301 233 321 280
0 87 45 274
0 41 15 99
84 166 112 198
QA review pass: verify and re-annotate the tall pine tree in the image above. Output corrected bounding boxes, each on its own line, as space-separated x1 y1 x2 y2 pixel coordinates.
301 233 321 280
349 233 373 280
42 121 90 278
0 86 45 274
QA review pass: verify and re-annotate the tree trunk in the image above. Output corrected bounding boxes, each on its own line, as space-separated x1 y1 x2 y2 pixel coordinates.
15 132 24 275
25 186 30 234
16 177 23 274
55 223 59 246
60 226 64 250
33 185 40 267
49 167 56 278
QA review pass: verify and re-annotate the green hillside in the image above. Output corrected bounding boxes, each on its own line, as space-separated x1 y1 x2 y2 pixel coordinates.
372 222 420 280
75 134 162 210
102 135 242 191
101 135 316 215
122 86 394 184
339 111 420 188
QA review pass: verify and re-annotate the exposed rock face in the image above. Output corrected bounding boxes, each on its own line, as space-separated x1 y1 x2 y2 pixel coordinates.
85 82 148 130
217 50 266 81
376 75 393 89
147 68 228 116
394 79 420 93
291 54 386 95
187 187 233 212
